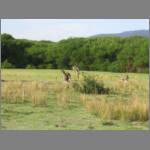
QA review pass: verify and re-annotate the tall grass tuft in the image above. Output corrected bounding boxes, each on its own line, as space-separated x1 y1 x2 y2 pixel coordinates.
56 83 73 107
57 91 71 107
81 95 148 122
2 81 49 106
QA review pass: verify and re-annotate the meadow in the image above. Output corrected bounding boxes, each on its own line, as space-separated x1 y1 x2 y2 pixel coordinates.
1 69 149 130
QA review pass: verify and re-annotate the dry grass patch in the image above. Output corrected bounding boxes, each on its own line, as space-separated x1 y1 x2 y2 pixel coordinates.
80 95 148 122
2 81 49 106
56 91 71 107
114 79 148 93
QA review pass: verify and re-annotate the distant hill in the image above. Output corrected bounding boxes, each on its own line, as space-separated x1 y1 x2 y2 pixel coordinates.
92 30 149 37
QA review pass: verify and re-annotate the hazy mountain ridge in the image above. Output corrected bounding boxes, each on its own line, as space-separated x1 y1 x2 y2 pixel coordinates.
92 30 149 37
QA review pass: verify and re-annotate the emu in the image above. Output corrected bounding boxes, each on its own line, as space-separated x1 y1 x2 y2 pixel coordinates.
72 65 80 79
61 70 71 82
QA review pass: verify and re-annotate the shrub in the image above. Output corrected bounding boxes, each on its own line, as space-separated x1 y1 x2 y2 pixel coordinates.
37 64 53 69
46 64 53 69
26 64 36 69
38 64 45 69
2 59 14 68
73 75 110 94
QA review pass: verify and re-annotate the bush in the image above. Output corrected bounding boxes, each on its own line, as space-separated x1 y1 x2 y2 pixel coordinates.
1 59 14 68
45 64 53 69
38 64 45 69
26 64 36 69
107 62 120 72
73 75 110 94
37 64 53 69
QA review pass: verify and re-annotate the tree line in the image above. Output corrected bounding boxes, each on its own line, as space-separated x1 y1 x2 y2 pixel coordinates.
1 33 149 73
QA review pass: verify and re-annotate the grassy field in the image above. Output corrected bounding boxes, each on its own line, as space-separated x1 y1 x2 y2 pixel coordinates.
1 69 149 130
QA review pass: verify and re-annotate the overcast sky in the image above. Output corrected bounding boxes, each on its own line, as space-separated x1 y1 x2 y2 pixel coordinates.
1 19 149 41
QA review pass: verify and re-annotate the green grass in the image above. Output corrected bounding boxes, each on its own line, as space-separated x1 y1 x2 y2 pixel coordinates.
1 69 149 130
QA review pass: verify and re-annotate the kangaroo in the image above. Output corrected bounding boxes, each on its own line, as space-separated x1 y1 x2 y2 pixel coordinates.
122 75 129 81
61 70 71 82
72 65 80 80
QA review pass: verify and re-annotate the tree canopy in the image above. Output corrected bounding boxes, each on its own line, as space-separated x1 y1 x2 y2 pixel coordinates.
1 33 149 73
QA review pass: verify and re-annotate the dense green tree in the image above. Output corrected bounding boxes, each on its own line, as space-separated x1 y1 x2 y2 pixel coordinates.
1 34 32 67
1 33 149 73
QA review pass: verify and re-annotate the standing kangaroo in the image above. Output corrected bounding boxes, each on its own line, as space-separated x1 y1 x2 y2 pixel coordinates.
72 65 80 80
122 75 129 81
61 70 71 82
